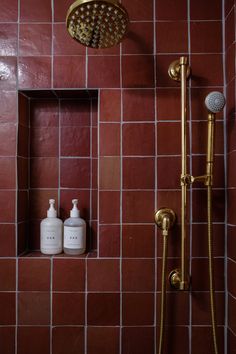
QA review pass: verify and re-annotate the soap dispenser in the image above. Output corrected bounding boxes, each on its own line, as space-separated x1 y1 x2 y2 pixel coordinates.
63 199 86 255
40 199 63 255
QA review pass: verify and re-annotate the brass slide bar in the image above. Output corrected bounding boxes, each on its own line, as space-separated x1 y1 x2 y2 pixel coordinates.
168 56 191 290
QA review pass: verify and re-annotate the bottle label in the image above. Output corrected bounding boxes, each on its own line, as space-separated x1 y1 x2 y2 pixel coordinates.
64 226 85 249
41 226 62 249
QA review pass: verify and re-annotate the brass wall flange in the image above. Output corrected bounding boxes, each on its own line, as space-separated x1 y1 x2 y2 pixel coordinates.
154 208 176 230
168 58 191 82
169 269 189 290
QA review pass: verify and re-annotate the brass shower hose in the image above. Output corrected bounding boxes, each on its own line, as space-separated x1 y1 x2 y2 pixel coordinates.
158 230 168 354
208 186 219 354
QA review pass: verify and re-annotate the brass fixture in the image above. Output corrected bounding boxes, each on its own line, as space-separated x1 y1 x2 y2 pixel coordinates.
66 0 129 48
167 58 225 354
155 208 176 354
168 56 191 291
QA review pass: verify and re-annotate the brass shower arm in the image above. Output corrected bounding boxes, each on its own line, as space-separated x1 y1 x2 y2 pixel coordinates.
180 174 212 186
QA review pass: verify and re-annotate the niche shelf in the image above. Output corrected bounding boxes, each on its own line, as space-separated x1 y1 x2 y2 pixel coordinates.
17 89 98 257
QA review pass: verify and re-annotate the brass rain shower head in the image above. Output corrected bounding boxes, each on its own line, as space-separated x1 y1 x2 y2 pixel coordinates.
66 0 129 49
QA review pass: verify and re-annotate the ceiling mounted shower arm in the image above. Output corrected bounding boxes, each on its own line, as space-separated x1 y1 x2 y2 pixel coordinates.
168 57 191 291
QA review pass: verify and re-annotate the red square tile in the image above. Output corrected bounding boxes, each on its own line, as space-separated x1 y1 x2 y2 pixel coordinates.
87 327 119 354
0 158 15 189
156 88 181 120
18 259 51 291
156 22 188 54
0 259 15 291
60 158 90 188
225 0 234 16
229 294 236 333
18 57 51 89
228 225 236 261
20 0 52 22
54 0 73 22
123 191 155 223
157 191 181 220
54 56 85 88
122 259 155 291
226 43 235 84
226 78 235 118
0 57 17 89
159 326 189 354
0 24 17 56
18 222 28 255
122 327 154 354
228 329 236 354
122 0 153 20
52 327 84 354
192 291 225 325
19 24 52 56
192 223 225 257
0 191 15 222
190 0 222 20
99 191 120 224
157 156 181 189
123 157 155 189
60 99 90 126
29 189 58 219
0 327 15 354
226 9 235 49
122 22 153 54
0 293 15 325
0 91 17 124
19 93 29 127
192 327 224 354
192 189 225 222
17 191 28 223
157 292 189 325
0 224 16 257
99 225 120 257
53 293 85 325
87 259 120 291
191 54 223 87
30 157 59 188
100 90 121 122
88 56 120 88
18 292 50 325
30 127 59 157
123 123 155 156
156 0 187 20
28 220 40 251
122 293 154 325
61 126 90 156
228 259 236 297
123 89 155 121
122 55 154 88
87 293 120 325
100 123 120 156
191 21 222 53
122 225 155 258
191 258 224 291
157 122 181 154
60 189 90 221
53 258 85 291
30 99 59 127
100 157 120 190
53 23 86 55
17 327 50 354
228 189 236 225
0 0 18 21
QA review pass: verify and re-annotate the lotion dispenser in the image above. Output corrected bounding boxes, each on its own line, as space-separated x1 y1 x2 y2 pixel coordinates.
40 199 63 255
64 199 86 255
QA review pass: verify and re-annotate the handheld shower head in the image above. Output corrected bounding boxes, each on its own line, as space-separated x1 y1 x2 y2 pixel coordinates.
205 91 226 113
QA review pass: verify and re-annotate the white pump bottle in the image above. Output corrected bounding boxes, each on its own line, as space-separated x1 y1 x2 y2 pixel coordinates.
40 199 63 255
63 199 86 255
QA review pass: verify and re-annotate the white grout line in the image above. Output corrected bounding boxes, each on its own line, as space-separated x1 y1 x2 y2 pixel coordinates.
97 89 100 257
51 0 54 88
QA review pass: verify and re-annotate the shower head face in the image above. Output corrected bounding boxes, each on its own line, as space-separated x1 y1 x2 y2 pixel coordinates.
66 0 129 49
205 91 226 113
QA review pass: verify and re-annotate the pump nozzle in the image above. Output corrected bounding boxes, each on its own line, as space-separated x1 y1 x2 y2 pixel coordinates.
71 199 80 218
47 199 57 218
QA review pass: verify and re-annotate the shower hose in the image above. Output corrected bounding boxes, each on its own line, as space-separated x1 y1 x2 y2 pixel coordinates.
157 187 219 354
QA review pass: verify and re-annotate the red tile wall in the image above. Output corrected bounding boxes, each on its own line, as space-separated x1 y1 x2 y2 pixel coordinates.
0 0 228 353
225 0 236 352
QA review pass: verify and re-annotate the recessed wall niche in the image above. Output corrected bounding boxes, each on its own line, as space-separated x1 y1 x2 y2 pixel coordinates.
17 90 98 255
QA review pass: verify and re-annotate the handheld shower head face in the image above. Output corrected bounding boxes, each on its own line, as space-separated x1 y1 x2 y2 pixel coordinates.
205 91 226 113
